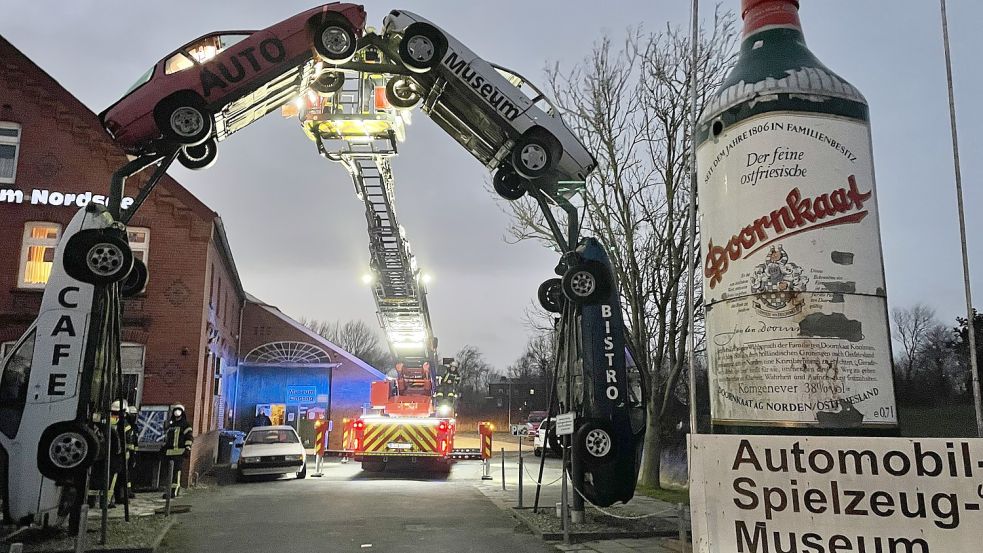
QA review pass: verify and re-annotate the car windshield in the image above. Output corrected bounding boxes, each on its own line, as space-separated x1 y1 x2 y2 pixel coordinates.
245 429 299 445
0 328 36 439
124 66 154 94
527 412 547 423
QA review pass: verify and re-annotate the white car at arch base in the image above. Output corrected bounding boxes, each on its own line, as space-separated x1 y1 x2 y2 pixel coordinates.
381 9 596 202
235 425 308 481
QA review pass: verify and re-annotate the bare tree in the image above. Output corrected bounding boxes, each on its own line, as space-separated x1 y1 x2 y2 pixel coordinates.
891 304 937 384
301 318 393 371
503 12 737 488
453 345 494 405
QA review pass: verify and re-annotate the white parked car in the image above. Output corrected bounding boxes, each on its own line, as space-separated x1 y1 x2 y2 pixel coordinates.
380 10 596 202
235 426 308 481
1 203 142 526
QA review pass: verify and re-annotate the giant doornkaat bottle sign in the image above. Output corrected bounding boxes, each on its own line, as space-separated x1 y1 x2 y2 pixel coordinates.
699 113 895 428
697 0 898 430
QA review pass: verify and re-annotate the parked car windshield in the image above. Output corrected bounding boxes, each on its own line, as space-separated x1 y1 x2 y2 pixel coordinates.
245 429 299 445
125 66 154 94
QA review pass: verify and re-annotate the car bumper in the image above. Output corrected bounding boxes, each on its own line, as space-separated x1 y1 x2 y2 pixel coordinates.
237 462 304 476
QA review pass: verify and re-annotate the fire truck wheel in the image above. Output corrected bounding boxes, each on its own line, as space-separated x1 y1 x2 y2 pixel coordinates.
155 97 212 146
297 463 307 479
574 419 617 468
64 229 134 285
493 166 526 200
177 139 218 171
361 461 385 473
311 71 345 94
561 260 611 305
37 422 100 482
511 132 558 180
121 258 149 297
538 278 563 313
313 18 357 62
399 24 446 73
385 77 422 109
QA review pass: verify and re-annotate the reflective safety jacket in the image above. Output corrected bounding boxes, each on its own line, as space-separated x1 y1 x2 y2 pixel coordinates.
163 420 193 457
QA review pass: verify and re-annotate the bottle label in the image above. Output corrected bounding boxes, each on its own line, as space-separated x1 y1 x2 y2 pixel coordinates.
698 112 897 428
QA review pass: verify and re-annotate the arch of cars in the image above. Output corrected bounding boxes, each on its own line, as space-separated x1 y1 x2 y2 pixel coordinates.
2 3 646 526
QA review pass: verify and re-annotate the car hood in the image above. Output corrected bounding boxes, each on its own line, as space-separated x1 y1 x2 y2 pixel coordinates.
240 443 305 457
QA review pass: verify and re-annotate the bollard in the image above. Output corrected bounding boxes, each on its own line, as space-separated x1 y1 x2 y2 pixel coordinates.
678 502 688 552
517 454 524 508
164 460 174 516
500 448 506 491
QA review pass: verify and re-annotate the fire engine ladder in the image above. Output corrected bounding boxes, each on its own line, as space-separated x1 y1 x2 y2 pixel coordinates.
322 136 436 394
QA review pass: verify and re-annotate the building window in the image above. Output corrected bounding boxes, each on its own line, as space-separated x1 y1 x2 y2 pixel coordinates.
127 227 150 263
0 122 21 184
121 343 145 407
18 222 61 289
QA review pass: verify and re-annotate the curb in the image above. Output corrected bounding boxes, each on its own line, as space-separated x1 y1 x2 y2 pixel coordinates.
508 506 678 542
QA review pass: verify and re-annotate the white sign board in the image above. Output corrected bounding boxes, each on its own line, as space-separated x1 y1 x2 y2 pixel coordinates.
555 413 575 436
510 424 529 436
689 434 983 553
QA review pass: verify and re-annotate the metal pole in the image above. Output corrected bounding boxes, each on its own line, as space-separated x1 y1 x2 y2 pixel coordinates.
940 0 982 437
501 448 506 491
561 435 570 545
686 0 700 439
164 460 174 516
517 447 524 508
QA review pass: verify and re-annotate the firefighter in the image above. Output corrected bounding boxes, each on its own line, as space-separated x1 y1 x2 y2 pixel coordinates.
116 404 139 501
87 404 123 509
162 404 193 499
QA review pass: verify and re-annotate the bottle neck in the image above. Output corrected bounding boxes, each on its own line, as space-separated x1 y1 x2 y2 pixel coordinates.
742 0 802 38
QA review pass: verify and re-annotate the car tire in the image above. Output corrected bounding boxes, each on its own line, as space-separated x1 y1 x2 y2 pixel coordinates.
311 71 345 94
37 422 100 483
177 139 218 171
538 278 563 313
533 447 542 458
398 24 446 72
156 99 212 146
313 19 358 62
574 420 617 468
511 133 557 180
121 258 148 297
561 260 611 305
384 77 421 109
297 463 307 479
493 166 526 201
63 229 134 286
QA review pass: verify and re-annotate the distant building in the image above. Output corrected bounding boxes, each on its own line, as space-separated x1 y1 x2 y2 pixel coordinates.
487 376 549 420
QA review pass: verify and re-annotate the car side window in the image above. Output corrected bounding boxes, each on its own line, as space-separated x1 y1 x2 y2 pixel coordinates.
0 328 37 439
165 53 195 75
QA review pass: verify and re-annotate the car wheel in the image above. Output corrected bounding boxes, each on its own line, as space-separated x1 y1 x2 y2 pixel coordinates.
384 77 421 109
575 420 617 468
533 447 542 458
63 229 134 285
398 24 446 72
297 463 307 479
511 133 557 179
178 139 218 171
493 166 526 200
156 100 212 146
538 278 563 313
121 258 148 297
313 19 357 62
561 260 611 305
37 422 100 482
311 71 345 94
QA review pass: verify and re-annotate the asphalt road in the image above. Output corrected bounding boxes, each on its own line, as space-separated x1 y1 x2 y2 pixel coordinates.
158 455 565 553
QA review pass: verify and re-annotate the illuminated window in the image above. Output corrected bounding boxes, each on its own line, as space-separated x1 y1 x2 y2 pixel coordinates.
18 222 61 289
121 343 145 407
127 227 150 263
165 52 194 75
166 34 251 74
0 122 21 184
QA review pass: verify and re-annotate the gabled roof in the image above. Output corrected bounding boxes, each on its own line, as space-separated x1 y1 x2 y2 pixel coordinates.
244 295 386 380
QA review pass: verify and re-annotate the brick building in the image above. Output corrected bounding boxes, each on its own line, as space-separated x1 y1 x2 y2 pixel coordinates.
0 36 380 485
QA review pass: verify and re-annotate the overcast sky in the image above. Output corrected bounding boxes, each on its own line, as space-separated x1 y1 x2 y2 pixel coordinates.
2 1 980 371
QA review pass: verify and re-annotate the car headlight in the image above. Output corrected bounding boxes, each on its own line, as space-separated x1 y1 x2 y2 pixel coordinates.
241 456 260 464
284 454 304 461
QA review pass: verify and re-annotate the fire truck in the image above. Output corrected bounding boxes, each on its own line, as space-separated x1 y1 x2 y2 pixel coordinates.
287 40 458 472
